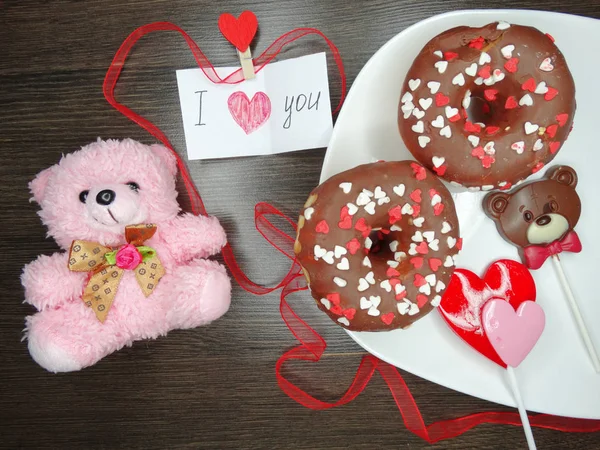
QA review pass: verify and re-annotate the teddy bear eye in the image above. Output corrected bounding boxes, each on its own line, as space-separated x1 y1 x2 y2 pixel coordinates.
79 190 89 203
523 211 533 223
127 182 140 192
549 200 559 212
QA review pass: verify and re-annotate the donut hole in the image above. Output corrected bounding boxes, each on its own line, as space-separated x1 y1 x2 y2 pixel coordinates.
466 89 512 128
367 228 392 254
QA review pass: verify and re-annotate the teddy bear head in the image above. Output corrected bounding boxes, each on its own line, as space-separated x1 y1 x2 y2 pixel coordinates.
483 165 580 249
30 139 181 249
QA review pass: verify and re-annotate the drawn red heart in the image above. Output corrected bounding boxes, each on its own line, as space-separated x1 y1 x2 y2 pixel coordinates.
227 91 271 134
438 259 536 367
218 11 258 52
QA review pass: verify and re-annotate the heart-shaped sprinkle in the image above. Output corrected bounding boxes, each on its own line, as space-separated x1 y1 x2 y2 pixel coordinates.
433 203 445 216
524 122 539 135
304 207 314 220
452 73 465 86
522 77 536 92
343 308 357 320
393 184 405 196
386 267 401 278
467 135 480 147
545 87 559 101
395 251 407 261
423 231 435 242
402 104 414 119
381 312 395 325
433 50 443 58
532 162 545 173
443 255 454 267
431 115 444 128
546 124 558 138
418 136 431 148
483 142 496 155
414 273 427 287
505 96 518 109
478 65 491 79
337 317 350 326
432 156 445 168
362 256 372 268
322 251 334 265
435 92 450 107
497 21 511 30
408 79 421 91
434 61 448 73
465 63 478 77
425 274 437 286
326 292 341 305
534 81 548 95
430 194 441 206
333 276 347 287
416 242 429 254
356 192 370 206
320 298 331 310
533 139 543 151
316 220 329 234
504 57 519 73
401 203 414 215
364 201 376 215
549 141 560 154
484 89 498 101
474 77 484 86
441 222 452 234
346 238 361 254
447 236 457 249
364 237 373 249
401 92 413 103
412 230 423 242
377 196 390 206
501 44 515 59
413 108 425 119
427 81 441 94
357 278 369 292
429 258 442 271
389 240 399 252
435 280 446 293
391 224 402 232
556 113 569 127
334 245 347 258
373 186 385 199
339 182 352 194
431 295 442 307
365 271 375 284
346 203 358 216
410 257 424 268
462 90 472 110
429 239 440 251
511 141 525 154
464 121 481 133
539 57 554 72
519 94 533 106
479 52 491 65
419 283 431 295
444 51 459 61
471 146 485 158
445 106 459 119
440 126 452 138
314 245 326 259
419 97 433 110
410 189 422 203
413 217 425 227
411 121 424 133
380 280 392 292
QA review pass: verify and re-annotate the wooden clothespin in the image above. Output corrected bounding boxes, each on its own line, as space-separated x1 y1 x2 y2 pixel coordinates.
218 11 258 80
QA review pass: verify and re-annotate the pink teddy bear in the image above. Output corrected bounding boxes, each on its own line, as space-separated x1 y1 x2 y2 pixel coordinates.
22 139 231 372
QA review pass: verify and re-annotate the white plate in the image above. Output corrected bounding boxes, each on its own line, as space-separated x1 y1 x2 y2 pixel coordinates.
321 10 600 419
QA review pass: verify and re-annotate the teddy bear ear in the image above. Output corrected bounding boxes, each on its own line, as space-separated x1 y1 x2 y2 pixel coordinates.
483 191 510 220
547 165 578 188
29 166 55 204
149 144 178 178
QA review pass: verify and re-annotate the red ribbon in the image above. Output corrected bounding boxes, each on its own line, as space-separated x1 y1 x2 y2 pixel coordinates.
523 230 582 270
103 21 600 442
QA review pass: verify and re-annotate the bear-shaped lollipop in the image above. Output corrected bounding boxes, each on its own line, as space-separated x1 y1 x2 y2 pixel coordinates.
483 165 581 270
483 165 599 372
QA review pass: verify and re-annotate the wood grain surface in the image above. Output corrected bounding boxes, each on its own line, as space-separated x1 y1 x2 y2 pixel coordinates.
1 1 599 448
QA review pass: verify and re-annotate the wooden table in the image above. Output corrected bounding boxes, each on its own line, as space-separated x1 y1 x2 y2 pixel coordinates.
1 1 599 448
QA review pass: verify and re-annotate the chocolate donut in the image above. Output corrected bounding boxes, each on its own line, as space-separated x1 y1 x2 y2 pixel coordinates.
294 161 461 331
398 22 576 191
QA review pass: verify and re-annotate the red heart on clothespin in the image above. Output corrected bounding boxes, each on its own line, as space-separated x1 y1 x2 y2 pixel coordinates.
218 11 258 52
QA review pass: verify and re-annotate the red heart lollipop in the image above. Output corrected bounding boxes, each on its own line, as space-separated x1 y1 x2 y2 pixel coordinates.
218 11 258 52
438 259 536 367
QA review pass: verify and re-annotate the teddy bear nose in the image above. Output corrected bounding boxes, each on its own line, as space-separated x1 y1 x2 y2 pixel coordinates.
535 215 551 226
96 189 116 206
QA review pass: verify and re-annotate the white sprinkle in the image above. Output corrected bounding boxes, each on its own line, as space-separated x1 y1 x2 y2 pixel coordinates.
358 278 369 292
336 258 349 271
390 224 402 232
462 89 472 109
511 141 525 154
534 81 548 95
411 121 424 133
445 106 459 119
482 185 494 191
347 203 358 215
364 237 373 250
419 97 433 110
338 317 350 326
434 60 448 73
413 108 425 119
501 44 515 59
393 184 405 196
364 201 376 215
431 115 445 128
524 122 539 135
467 135 479 147
380 280 392 292
497 21 511 30
413 217 424 227
431 295 442 307
441 222 451 234
432 156 445 168
429 239 439 251
334 245 347 258
408 79 421 91
334 277 347 287
304 207 314 220
443 255 454 267
320 298 331 310
387 260 400 268
519 94 533 106
389 240 399 252
435 280 446 293
479 52 491 65
447 236 457 249
423 231 435 242
452 73 465 86
539 57 554 72
533 139 544 151
465 63 477 77
433 50 443 58
440 125 452 138
401 92 413 103
362 256 372 268
427 81 441 94
339 182 352 194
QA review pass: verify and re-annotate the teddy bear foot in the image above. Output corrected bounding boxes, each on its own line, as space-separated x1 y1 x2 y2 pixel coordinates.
27 329 84 373
166 259 231 330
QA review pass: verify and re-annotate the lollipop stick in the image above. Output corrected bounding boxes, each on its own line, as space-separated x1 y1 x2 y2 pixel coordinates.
551 255 600 372
506 367 537 450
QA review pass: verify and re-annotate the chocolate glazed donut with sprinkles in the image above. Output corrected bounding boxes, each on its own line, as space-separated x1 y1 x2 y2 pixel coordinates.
294 161 461 331
398 21 576 191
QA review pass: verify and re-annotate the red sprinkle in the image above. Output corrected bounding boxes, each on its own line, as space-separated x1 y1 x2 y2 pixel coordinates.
327 293 341 305
388 205 403 224
464 121 482 133
499 182 512 191
546 124 558 138
416 294 429 308
316 220 329 234
482 103 491 114
484 89 498 101
556 113 569 127
395 290 407 301
549 141 561 154
433 203 445 216
505 96 518 109
345 238 361 255
411 163 427 181
485 126 500 136
482 155 495 169
469 36 485 50
545 87 559 101
429 258 442 272
429 188 439 198
338 215 352 229
449 114 461 123
435 92 450 107
444 51 459 61
380 229 390 235
410 257 424 269
522 78 536 92
478 65 492 79
504 57 519 73
532 162 545 173
412 204 421 218
457 238 463 251
471 146 485 158
433 164 447 176
410 189 422 203
387 267 401 278
355 218 371 237
546 33 555 42
413 273 427 287
381 312 395 325
330 305 343 315
343 308 356 320
416 242 429 255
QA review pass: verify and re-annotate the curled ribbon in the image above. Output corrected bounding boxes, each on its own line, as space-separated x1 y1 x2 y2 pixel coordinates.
68 224 165 322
